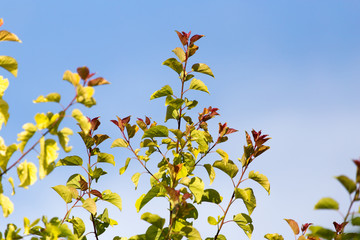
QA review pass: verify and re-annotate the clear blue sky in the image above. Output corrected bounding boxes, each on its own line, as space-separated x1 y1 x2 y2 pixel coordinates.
1 1 360 239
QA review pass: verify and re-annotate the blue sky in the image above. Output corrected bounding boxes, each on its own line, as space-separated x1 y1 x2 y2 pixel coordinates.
1 1 360 239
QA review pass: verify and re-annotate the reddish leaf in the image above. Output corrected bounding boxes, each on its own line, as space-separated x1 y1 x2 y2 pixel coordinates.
284 218 300 235
145 116 151 125
90 189 103 199
87 77 110 86
183 192 192 201
226 128 238 135
175 30 188 46
190 34 204 45
333 221 348 233
122 116 131 125
245 131 253 145
301 223 313 234
77 66 90 80
90 117 100 131
0 19 3 27
79 178 88 191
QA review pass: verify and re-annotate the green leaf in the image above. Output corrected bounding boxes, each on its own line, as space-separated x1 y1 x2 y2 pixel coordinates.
308 226 335 240
52 185 77 203
150 85 173 100
8 177 15 196
111 138 128 148
207 216 217 225
68 217 85 238
203 164 216 185
120 157 131 175
216 149 229 163
131 172 141 189
102 190 122 211
38 138 59 179
34 113 50 130
0 142 17 171
0 56 18 77
235 188 256 215
97 153 115 166
0 99 9 130
189 177 204 203
248 170 270 195
264 233 284 240
233 213 253 239
17 160 37 188
142 125 168 139
352 216 360 226
335 175 356 194
213 159 238 178
33 93 61 103
0 30 21 43
136 185 162 212
314 197 339 210
0 76 9 97
191 130 209 153
191 63 214 78
0 194 14 217
141 212 165 229
201 189 222 204
162 58 183 74
82 198 96 215
17 123 36 152
172 47 186 62
165 105 178 122
76 85 96 107
63 70 80 86
57 127 73 152
72 109 91 134
189 79 209 94
66 174 86 189
56 156 83 167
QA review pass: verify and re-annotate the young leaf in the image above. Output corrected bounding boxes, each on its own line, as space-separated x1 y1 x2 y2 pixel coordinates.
87 77 110 86
63 70 80 86
203 164 216 185
284 219 300 235
189 79 209 94
172 47 186 62
38 138 59 179
97 153 115 166
213 160 238 178
72 109 91 134
56 156 83 167
162 58 183 74
335 175 356 194
248 171 270 195
189 177 204 203
207 216 217 225
52 185 75 203
17 160 37 188
0 56 18 77
141 212 165 229
82 198 97 215
233 213 253 239
76 85 96 107
314 197 339 210
102 190 122 211
0 194 14 217
191 63 214 78
150 85 173 100
0 30 22 42
77 66 89 80
142 125 169 139
235 188 256 215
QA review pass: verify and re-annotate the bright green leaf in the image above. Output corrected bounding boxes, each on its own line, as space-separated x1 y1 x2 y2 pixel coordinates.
335 175 356 194
68 217 85 238
181 225 202 240
0 56 18 77
0 194 13 217
308 226 335 240
76 85 96 107
72 109 91 134
264 233 284 240
66 174 86 189
63 70 80 86
17 123 36 152
136 185 161 212
141 212 165 229
172 47 186 62
17 160 37 188
216 149 229 163
191 130 209 153
8 177 14 196
150 85 173 100
52 185 75 203
119 157 131 175
34 113 49 130
111 138 128 148
102 190 122 211
213 159 238 178
249 170 270 195
56 156 83 167
189 79 209 94
235 188 256 215
142 125 168 139
97 153 115 166
33 93 61 103
162 58 183 74
207 216 217 225
82 198 96 215
191 63 214 78
314 197 339 210
131 172 141 190
0 142 17 171
38 138 59 179
189 177 204 203
233 213 253 239
57 127 73 152
352 216 360 226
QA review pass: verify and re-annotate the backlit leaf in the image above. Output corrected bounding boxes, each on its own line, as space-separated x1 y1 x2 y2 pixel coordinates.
68 217 85 238
34 113 49 130
52 185 75 203
119 157 131 175
189 177 204 203
207 216 217 225
142 125 168 139
233 213 253 239
203 164 216 185
17 160 37 188
314 197 339 210
150 85 173 100
0 99 9 130
33 93 61 103
191 130 209 153
213 159 238 178
38 138 59 179
57 127 73 152
162 58 183 74
264 233 284 240
66 174 86 189
87 77 110 86
141 212 165 229
0 56 18 77
216 149 229 163
0 194 13 217
0 30 21 42
172 47 186 62
97 153 115 166
189 79 209 94
63 70 80 86
136 185 162 212
131 172 141 189
76 85 96 107
17 123 36 152
72 109 91 134
201 189 222 204
56 156 83 167
82 198 96 215
102 190 122 211
0 142 17 171
335 175 356 194
8 177 14 195
284 219 299 235
308 226 335 240
191 63 214 78
181 225 202 240
235 188 256 215
0 76 9 97
249 171 270 195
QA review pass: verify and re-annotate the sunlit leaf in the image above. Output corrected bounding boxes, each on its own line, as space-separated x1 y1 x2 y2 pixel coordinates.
172 47 186 62
141 212 165 229
0 56 18 77
33 93 61 103
102 190 122 211
189 177 204 203
191 63 214 78
56 156 83 167
191 130 209 153
216 149 229 163
76 85 96 107
87 77 110 86
207 216 217 225
82 198 96 215
0 99 9 130
0 76 9 97
136 185 162 212
335 175 356 194
142 125 168 139
235 188 256 215
72 109 91 134
314 197 339 210
119 157 131 175
0 30 21 42
52 185 76 203
201 189 222 204
233 213 253 239
189 79 209 94
284 219 299 235
150 85 173 100
63 70 80 86
66 174 86 189
17 160 37 188
97 153 115 166
131 172 141 190
34 113 49 130
264 233 284 240
213 159 238 178
17 123 36 152
38 138 59 179
308 226 335 240
57 127 73 152
181 225 202 240
162 58 183 74
8 177 15 195
0 194 13 217
0 142 17 171
68 217 85 238
248 170 270 195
